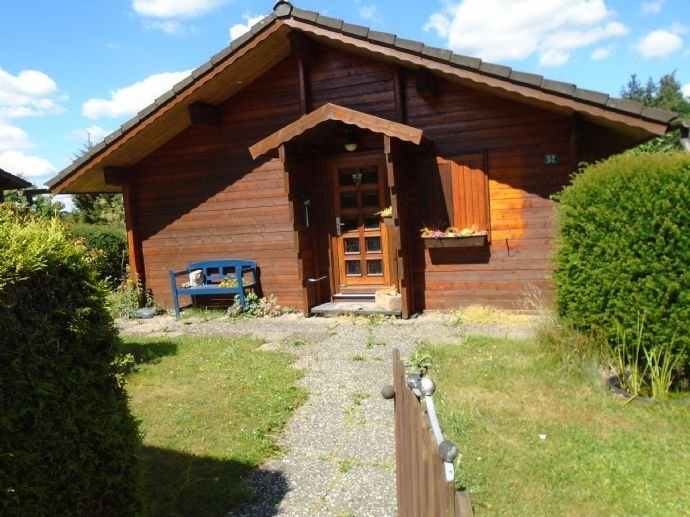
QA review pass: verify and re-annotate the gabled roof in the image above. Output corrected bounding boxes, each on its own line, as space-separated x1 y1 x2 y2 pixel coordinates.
48 1 678 194
0 167 31 191
249 103 425 158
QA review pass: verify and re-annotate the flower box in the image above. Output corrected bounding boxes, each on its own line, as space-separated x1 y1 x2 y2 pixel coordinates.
423 234 488 248
375 290 402 311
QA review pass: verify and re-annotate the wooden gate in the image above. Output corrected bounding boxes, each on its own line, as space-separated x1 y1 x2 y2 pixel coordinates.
384 348 473 517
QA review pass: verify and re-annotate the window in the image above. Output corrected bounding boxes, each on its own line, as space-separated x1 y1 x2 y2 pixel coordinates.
424 153 490 238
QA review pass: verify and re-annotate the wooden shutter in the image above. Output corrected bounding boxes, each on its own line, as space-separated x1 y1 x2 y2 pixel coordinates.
435 153 490 235
419 157 452 229
420 153 490 237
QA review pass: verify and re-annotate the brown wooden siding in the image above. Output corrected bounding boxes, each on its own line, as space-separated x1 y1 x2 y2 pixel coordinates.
404 74 572 310
132 58 305 310
130 40 579 313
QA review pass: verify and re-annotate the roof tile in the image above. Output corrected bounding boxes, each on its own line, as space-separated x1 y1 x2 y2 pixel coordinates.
121 116 140 133
173 74 195 93
91 140 107 154
394 37 424 54
607 97 644 116
541 79 576 97
573 88 609 105
155 89 175 106
192 61 213 79
341 22 369 39
368 30 396 46
641 105 676 123
421 46 452 62
449 53 481 70
137 103 157 119
479 62 511 78
291 8 318 22
509 70 543 87
231 30 254 50
315 14 343 30
211 45 234 65
104 129 123 145
274 2 292 17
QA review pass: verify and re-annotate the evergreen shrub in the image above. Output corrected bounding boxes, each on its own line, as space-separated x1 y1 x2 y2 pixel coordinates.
0 207 141 515
554 152 690 359
68 223 128 286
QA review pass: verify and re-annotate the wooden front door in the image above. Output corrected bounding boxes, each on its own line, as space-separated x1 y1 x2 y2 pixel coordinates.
329 154 391 293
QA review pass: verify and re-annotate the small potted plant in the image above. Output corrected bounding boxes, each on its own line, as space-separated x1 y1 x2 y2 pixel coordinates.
375 285 402 311
376 206 394 226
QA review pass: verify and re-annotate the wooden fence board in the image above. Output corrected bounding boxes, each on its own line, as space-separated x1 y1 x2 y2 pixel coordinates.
391 348 472 516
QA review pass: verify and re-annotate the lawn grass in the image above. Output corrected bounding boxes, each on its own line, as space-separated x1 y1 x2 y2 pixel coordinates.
119 335 307 516
427 335 690 516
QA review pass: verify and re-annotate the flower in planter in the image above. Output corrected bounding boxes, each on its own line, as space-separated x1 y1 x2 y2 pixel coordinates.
421 224 487 238
376 206 393 217
420 226 446 238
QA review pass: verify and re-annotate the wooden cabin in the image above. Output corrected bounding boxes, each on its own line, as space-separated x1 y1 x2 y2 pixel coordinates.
0 168 31 202
48 1 678 317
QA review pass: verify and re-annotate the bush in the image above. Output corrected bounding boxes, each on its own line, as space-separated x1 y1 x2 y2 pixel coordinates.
0 207 141 515
553 152 690 361
68 223 128 286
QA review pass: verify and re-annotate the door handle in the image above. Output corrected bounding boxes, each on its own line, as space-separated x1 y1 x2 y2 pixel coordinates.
335 216 344 236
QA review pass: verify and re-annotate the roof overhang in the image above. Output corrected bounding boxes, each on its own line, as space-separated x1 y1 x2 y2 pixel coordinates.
47 2 678 194
0 167 31 190
249 103 425 159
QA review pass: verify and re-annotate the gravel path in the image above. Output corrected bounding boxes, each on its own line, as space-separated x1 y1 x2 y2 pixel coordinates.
117 312 534 516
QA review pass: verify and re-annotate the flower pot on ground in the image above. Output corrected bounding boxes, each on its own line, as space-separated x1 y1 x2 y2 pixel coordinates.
375 287 402 311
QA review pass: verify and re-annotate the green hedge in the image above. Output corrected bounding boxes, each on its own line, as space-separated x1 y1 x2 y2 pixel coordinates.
68 223 128 286
554 152 690 356
0 207 141 515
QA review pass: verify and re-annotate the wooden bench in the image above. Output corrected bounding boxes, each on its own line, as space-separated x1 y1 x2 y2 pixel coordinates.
169 259 258 318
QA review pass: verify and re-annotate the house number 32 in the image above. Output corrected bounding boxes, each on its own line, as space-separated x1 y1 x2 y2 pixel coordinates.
544 153 559 165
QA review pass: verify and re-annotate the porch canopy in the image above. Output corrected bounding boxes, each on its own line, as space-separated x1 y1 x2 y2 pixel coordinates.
249 103 425 158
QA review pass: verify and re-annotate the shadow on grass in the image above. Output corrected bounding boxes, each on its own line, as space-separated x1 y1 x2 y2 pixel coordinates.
142 446 288 517
116 339 178 365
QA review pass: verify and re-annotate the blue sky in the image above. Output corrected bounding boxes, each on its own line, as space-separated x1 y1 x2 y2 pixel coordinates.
0 0 688 194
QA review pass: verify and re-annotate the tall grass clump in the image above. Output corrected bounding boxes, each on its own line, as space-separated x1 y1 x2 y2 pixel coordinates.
0 207 141 515
554 152 690 386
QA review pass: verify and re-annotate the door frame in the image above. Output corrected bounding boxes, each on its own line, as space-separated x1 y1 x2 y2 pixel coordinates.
326 151 396 295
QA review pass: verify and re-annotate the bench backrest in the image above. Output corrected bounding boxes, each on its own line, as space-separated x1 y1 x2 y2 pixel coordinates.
186 260 257 285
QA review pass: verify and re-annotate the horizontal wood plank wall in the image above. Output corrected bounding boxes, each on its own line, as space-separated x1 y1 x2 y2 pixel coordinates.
404 75 573 310
129 36 580 313
133 58 305 310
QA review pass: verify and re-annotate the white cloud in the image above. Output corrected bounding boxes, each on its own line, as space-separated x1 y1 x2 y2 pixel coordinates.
682 83 690 99
359 5 383 25
0 122 31 151
71 125 111 145
82 70 191 119
591 47 611 60
640 0 664 15
539 49 570 67
0 150 56 178
132 0 226 18
0 68 63 118
637 29 683 58
144 19 185 34
229 14 265 41
424 0 628 67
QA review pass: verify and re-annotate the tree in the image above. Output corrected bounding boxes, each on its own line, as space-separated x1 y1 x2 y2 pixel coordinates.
2 189 64 219
620 72 690 153
71 138 125 228
72 193 125 228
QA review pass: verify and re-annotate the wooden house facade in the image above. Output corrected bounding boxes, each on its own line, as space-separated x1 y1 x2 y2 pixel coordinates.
48 2 677 317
